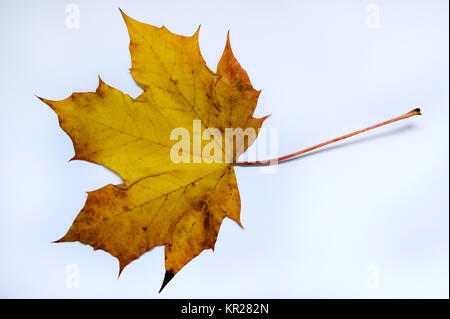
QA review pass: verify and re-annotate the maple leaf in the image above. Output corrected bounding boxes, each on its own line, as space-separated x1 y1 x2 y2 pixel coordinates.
39 10 268 292
40 10 421 292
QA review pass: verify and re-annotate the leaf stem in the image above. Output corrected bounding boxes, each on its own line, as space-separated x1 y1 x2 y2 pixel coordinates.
233 108 421 166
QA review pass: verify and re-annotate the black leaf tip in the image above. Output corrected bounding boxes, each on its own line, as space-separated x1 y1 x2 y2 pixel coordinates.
158 269 175 293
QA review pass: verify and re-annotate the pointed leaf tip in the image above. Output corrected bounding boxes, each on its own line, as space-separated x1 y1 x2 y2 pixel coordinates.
118 258 131 279
193 25 201 38
119 8 132 22
226 30 231 48
96 75 105 89
52 236 66 244
158 269 175 293
118 264 125 279
35 95 46 103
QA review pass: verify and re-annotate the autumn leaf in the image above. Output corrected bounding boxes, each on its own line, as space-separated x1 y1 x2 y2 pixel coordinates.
39 10 268 292
40 10 421 292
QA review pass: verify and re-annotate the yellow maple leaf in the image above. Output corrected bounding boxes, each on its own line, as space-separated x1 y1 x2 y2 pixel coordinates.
39 10 268 292
39 10 421 293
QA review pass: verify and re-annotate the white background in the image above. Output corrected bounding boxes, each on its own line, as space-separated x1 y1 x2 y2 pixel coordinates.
0 0 448 298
